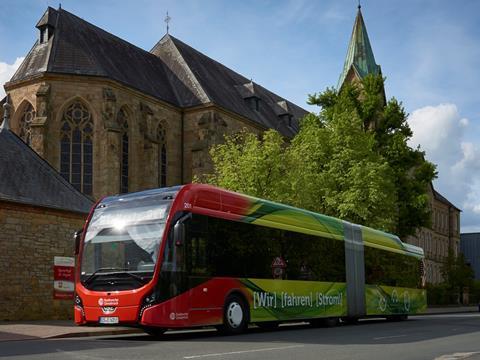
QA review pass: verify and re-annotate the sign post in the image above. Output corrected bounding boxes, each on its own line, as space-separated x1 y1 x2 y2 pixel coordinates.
53 256 75 299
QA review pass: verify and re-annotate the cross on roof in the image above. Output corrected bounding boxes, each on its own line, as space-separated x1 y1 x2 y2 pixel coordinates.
165 11 171 34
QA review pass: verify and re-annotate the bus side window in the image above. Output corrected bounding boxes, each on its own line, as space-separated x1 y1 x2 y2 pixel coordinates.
190 236 208 275
187 215 209 276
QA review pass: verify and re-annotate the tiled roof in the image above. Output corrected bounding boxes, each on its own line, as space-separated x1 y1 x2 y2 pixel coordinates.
10 7 308 138
0 125 93 213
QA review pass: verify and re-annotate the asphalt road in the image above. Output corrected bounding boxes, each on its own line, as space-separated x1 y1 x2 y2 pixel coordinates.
1 314 479 360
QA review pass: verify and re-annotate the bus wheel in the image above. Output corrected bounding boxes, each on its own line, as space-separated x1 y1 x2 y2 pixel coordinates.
143 327 166 337
310 317 339 327
341 317 359 325
220 294 248 335
257 321 279 330
387 315 408 321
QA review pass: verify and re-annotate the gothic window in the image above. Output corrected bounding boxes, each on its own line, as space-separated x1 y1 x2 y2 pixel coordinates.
118 108 129 194
157 123 167 187
19 103 35 145
60 101 93 195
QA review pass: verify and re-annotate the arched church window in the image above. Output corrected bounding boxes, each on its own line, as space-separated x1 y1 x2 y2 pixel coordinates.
157 123 167 187
19 102 35 145
118 108 129 194
60 101 93 195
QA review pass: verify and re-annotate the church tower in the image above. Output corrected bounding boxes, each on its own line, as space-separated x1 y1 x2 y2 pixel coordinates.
338 5 382 89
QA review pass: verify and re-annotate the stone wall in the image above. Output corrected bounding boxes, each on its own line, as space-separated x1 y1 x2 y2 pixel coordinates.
6 76 183 200
406 186 461 284
0 201 87 320
183 107 263 182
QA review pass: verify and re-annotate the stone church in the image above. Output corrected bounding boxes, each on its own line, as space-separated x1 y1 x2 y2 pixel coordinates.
1 4 461 293
338 6 461 285
1 6 307 201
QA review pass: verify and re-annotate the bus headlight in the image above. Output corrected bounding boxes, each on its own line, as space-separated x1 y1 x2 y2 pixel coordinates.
144 292 157 304
75 294 85 317
139 290 158 319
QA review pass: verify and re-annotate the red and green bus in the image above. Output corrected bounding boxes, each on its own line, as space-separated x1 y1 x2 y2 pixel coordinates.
74 184 426 335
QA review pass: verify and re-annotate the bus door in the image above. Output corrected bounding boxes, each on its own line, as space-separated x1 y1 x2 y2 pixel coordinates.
185 214 219 324
158 215 189 322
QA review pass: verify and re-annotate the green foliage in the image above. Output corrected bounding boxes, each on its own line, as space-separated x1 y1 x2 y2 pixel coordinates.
472 280 480 304
202 130 288 202
312 75 437 238
294 85 397 231
204 74 435 236
441 250 475 296
426 283 456 305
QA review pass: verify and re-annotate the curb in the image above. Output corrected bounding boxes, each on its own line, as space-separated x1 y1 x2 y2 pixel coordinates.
48 328 144 339
414 309 479 316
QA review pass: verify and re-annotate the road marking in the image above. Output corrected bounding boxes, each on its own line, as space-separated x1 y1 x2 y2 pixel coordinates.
373 334 407 340
183 345 304 359
55 349 106 360
434 352 480 360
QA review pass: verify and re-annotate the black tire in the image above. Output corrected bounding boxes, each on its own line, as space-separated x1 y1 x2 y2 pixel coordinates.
143 326 166 337
219 294 249 335
387 314 408 321
256 321 279 330
341 317 359 325
310 317 339 327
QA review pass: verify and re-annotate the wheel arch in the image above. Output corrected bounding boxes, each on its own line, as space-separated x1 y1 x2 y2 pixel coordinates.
224 288 251 323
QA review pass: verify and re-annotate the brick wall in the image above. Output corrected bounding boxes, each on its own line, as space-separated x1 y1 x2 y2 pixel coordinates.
0 201 87 320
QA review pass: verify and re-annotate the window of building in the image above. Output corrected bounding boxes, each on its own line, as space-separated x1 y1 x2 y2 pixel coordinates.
245 96 260 112
19 102 35 146
157 123 167 187
117 108 129 194
60 101 93 195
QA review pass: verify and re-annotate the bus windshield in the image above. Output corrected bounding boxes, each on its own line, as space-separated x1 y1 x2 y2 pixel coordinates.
80 198 171 289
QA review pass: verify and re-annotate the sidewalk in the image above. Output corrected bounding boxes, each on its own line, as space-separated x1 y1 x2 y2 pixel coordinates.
0 306 478 342
0 321 142 342
423 305 479 315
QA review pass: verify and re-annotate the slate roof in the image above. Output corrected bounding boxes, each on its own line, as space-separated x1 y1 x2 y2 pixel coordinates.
10 7 179 106
0 125 93 214
9 7 308 138
433 188 461 212
338 6 381 89
151 35 307 136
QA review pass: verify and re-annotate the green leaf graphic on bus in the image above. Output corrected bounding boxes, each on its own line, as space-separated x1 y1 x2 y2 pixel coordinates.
365 285 427 315
241 279 348 321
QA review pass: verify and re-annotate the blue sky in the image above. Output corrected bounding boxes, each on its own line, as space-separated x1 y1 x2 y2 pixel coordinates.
1 0 479 232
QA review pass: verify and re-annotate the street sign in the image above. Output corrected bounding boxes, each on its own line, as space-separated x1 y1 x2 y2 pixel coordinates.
53 256 75 299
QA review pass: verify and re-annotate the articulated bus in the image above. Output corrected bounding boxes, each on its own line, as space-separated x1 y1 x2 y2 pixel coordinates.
74 184 426 335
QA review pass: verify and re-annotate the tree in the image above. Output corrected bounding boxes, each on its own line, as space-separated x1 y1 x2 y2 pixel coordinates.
288 90 397 231
441 250 475 303
203 75 435 235
204 82 398 232
203 129 288 202
309 75 436 238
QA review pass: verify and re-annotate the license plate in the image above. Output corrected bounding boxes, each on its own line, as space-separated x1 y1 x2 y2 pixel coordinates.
99 316 119 324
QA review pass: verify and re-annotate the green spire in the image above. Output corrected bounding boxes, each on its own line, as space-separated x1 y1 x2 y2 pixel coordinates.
338 5 381 89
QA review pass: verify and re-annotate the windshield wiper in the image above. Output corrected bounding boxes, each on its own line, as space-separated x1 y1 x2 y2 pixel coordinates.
83 267 148 285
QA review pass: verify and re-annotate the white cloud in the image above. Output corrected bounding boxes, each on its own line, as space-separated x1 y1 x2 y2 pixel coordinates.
0 57 24 97
408 103 480 231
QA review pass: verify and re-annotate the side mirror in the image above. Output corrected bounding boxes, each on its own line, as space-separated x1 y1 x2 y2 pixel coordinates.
74 229 83 255
174 222 185 246
173 213 191 247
